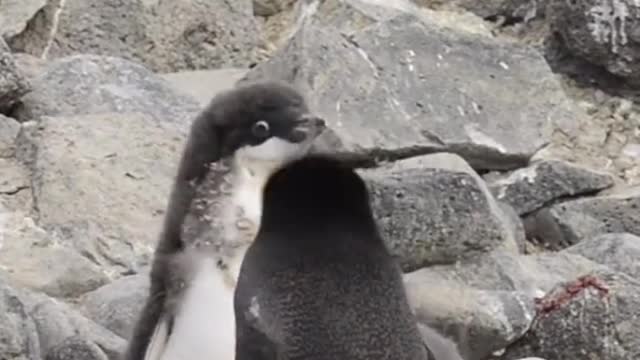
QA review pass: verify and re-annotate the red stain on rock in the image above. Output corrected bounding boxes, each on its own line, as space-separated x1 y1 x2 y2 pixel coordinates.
534 275 610 315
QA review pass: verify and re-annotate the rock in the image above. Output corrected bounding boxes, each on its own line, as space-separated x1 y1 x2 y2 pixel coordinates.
0 210 109 298
524 187 640 250
497 201 527 253
254 0 295 16
361 153 517 271
487 160 615 216
564 232 640 279
9 0 263 73
0 0 47 40
11 53 48 82
242 6 582 171
45 336 108 360
0 277 40 360
404 250 601 294
0 38 30 114
27 293 125 360
25 112 186 276
80 274 149 339
402 250 606 359
13 54 200 126
548 0 640 82
160 68 248 108
500 269 640 360
0 115 21 158
413 0 543 21
406 283 536 360
0 158 32 212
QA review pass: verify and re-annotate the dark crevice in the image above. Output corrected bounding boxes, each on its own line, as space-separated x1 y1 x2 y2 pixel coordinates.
0 186 30 196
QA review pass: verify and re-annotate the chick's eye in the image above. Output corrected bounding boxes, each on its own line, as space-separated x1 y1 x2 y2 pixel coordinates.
251 120 270 138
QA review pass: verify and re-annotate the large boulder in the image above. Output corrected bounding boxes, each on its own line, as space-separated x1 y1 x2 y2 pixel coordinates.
548 0 640 82
242 4 582 171
23 111 186 276
0 115 21 158
79 273 149 339
13 55 201 127
0 209 108 298
564 232 640 279
524 187 640 250
0 0 47 41
8 0 264 73
403 250 603 359
0 38 30 114
487 160 614 216
0 276 125 360
362 153 518 271
500 268 640 360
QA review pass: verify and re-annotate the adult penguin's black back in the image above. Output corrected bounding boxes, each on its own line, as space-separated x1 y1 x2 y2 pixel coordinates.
233 155 430 360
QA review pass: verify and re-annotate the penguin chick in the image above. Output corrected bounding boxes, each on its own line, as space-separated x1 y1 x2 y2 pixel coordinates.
233 155 430 360
123 80 326 360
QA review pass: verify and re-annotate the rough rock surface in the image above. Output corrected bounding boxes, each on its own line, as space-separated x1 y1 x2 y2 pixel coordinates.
13 55 200 126
525 187 640 250
0 210 108 298
548 0 640 82
487 160 614 215
44 336 108 360
25 112 185 276
160 68 248 108
500 268 640 360
80 273 149 339
0 38 30 114
242 8 582 171
0 0 47 41
362 153 518 271
407 283 536 360
8 0 264 73
404 250 603 359
254 0 296 17
0 277 125 360
564 232 640 279
0 114 21 158
413 0 542 21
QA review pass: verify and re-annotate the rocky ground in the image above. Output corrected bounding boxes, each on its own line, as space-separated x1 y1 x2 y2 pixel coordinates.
0 0 639 360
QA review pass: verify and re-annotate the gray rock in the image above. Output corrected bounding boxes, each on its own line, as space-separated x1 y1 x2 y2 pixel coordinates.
488 160 615 216
45 336 108 360
0 38 30 114
254 0 295 16
404 250 601 295
413 0 543 21
9 0 263 73
0 115 21 158
13 54 200 127
500 268 640 360
0 158 32 212
548 0 640 82
80 274 149 339
0 277 40 360
524 187 640 250
242 6 582 171
0 210 108 298
25 112 186 275
564 232 640 279
497 201 527 253
11 53 47 82
406 282 536 360
27 293 125 360
160 68 248 108
361 153 517 271
0 0 47 40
